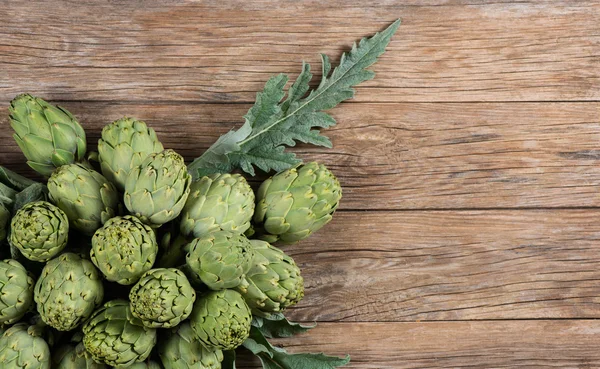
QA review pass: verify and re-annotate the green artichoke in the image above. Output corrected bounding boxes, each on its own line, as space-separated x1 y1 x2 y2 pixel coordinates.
159 321 223 369
129 268 196 328
53 342 108 369
180 173 254 239
0 259 35 325
9 201 68 262
82 299 157 367
98 117 164 192
91 215 158 285
237 240 304 314
0 323 51 369
254 162 342 243
34 253 104 331
48 163 120 236
124 149 191 227
9 94 86 177
185 231 254 290
0 204 9 242
189 289 251 351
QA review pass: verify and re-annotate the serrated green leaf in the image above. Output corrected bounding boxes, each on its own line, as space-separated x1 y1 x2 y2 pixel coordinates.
0 166 37 191
252 314 315 338
13 183 48 214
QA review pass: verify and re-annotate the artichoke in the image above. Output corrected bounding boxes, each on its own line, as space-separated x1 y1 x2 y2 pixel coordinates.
90 215 158 285
129 268 196 328
98 117 164 191
237 240 304 314
0 259 35 325
34 253 104 331
9 94 87 177
0 323 51 369
82 299 157 367
189 290 252 351
48 163 119 236
185 231 254 290
254 162 342 243
0 204 9 242
124 149 191 227
53 342 107 369
9 201 68 262
180 173 254 239
159 322 223 369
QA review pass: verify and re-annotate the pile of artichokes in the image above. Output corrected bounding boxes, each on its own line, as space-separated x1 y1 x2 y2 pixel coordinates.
0 94 342 369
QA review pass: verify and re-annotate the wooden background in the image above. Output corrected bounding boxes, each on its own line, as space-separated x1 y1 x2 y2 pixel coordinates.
2 0 600 367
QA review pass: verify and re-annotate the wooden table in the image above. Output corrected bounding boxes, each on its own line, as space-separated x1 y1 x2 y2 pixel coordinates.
2 1 600 368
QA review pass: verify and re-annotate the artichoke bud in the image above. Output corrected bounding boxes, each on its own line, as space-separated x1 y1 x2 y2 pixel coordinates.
158 321 224 369
0 323 51 369
53 341 108 369
0 259 35 325
9 94 87 177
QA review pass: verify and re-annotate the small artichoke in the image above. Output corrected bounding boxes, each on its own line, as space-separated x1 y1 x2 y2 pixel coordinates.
180 173 254 239
124 149 192 227
185 231 254 290
83 299 157 367
0 204 9 242
53 342 108 369
9 94 86 177
48 163 119 236
34 253 104 331
9 201 68 262
0 259 35 325
159 322 224 369
98 117 164 191
129 268 196 328
254 162 342 243
91 215 158 285
237 240 304 314
0 323 51 369
189 289 252 351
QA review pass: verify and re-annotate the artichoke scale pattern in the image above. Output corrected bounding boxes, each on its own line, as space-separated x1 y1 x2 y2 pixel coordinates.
53 342 108 369
158 322 223 369
0 323 51 369
0 259 35 325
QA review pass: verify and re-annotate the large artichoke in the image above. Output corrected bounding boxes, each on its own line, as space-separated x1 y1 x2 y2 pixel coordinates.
124 149 191 227
185 231 254 290
82 299 157 367
159 322 223 369
0 204 9 242
129 268 196 328
90 215 158 285
237 240 304 315
98 117 164 191
180 173 254 239
254 162 342 243
0 259 35 325
0 323 51 369
53 341 107 369
9 94 86 177
34 253 104 331
9 201 68 262
189 289 252 351
48 164 119 236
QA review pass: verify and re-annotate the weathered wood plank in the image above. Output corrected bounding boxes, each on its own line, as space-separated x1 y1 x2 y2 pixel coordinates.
2 102 599 209
237 321 600 368
1 1 599 102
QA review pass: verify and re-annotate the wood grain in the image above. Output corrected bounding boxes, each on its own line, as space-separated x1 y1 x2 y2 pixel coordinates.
2 102 600 209
238 321 600 369
1 1 599 102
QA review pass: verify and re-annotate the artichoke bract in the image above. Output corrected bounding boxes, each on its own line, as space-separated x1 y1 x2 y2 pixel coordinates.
83 299 157 367
254 162 342 243
124 149 192 227
91 215 158 285
10 201 69 262
237 240 304 315
159 321 224 369
98 117 164 191
0 204 9 242
48 164 119 236
53 342 108 369
180 173 254 239
185 231 254 290
129 268 196 328
34 253 104 331
9 94 87 177
0 323 51 369
0 259 35 325
189 289 252 351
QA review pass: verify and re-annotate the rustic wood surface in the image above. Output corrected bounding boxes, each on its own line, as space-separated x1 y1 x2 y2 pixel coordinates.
2 1 600 368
